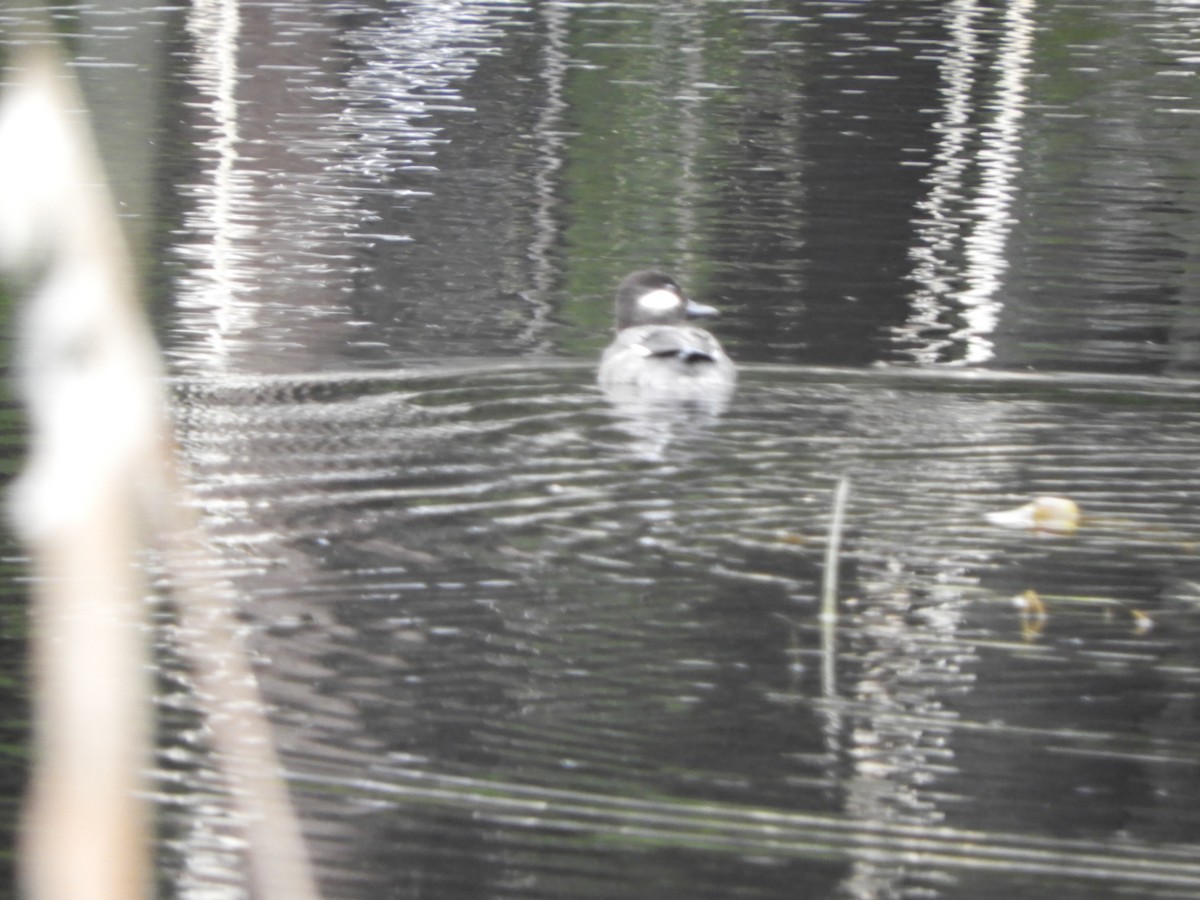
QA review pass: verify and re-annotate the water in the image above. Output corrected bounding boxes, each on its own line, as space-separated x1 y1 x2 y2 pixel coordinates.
166 364 1200 899
5 1 1200 897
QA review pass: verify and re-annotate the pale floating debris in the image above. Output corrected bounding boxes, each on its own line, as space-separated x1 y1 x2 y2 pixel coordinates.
775 530 808 546
1011 589 1046 615
986 496 1080 534
1131 609 1155 634
1013 589 1047 641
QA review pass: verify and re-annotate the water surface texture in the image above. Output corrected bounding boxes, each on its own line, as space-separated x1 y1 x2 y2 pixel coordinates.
4 1 1200 898
167 365 1200 899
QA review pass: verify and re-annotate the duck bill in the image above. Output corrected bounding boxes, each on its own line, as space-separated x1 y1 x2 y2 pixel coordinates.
685 298 719 318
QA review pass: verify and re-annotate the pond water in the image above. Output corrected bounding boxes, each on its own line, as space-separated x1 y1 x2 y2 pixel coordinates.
4 1 1200 898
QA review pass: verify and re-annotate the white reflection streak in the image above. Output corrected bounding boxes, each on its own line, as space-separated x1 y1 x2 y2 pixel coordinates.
521 1 570 351
959 0 1035 362
339 1 554 336
340 0 489 180
180 0 252 365
904 0 982 364
675 2 705 276
904 0 1036 364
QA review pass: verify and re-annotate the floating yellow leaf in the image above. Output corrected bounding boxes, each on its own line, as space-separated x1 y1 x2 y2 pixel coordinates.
986 496 1080 535
775 531 807 546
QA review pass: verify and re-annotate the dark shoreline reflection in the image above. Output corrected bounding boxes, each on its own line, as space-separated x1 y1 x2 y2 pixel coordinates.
71 0 1200 379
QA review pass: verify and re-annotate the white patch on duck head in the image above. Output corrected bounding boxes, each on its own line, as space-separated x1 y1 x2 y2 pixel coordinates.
637 287 682 313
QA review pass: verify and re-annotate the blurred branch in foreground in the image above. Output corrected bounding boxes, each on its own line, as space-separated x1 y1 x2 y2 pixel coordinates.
0 40 320 900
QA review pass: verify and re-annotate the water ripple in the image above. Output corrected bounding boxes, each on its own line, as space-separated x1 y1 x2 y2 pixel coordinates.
163 363 1200 897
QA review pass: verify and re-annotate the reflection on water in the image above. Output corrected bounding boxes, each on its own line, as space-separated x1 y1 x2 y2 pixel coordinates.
5 0 1200 897
902 0 1037 365
170 0 556 373
160 364 1200 899
25 0 1192 376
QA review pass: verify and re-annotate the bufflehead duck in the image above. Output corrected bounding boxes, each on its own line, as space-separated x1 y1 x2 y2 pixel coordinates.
597 270 736 402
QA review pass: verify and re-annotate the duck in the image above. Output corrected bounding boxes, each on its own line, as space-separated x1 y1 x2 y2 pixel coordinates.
597 270 736 404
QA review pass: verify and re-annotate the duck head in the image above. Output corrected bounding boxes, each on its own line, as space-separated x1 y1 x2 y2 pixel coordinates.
614 270 719 330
